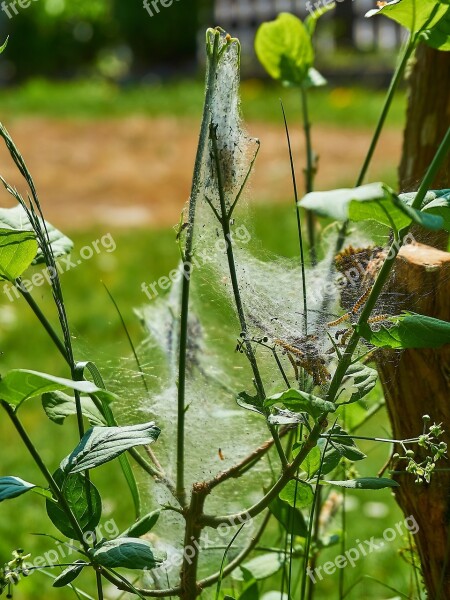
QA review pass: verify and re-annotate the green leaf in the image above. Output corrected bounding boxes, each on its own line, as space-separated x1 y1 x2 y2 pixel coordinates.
61 422 160 474
300 445 321 479
326 424 366 462
320 477 399 490
121 510 161 538
233 553 284 582
365 0 449 37
255 13 314 86
42 391 106 427
0 205 73 264
269 496 308 537
400 189 450 230
299 183 444 232
90 538 166 570
356 312 450 349
46 470 102 539
0 476 36 502
279 480 314 509
0 369 115 410
265 389 336 419
236 391 265 416
53 561 88 588
425 6 450 50
0 229 38 281
340 363 378 404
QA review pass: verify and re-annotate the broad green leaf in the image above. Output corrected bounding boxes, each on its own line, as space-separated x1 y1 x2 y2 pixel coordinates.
233 553 284 582
42 391 106 427
121 510 161 538
302 446 322 478
0 229 38 281
400 189 450 231
317 438 343 475
0 369 115 410
0 205 73 264
279 480 314 509
255 13 314 86
53 561 88 588
340 363 378 404
269 496 308 537
61 422 160 474
365 0 449 37
0 476 36 502
425 6 450 49
320 477 399 490
236 391 265 416
76 360 142 520
238 579 259 600
299 183 444 231
356 312 450 349
90 538 166 570
265 388 336 419
46 470 102 538
326 424 366 462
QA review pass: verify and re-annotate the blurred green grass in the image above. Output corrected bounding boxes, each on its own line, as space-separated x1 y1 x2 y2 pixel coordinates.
0 79 406 129
0 203 414 599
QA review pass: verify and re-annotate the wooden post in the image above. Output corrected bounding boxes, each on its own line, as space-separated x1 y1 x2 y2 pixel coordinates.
376 243 450 598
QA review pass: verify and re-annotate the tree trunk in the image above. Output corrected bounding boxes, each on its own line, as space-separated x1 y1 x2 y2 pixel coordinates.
376 244 450 599
377 45 450 598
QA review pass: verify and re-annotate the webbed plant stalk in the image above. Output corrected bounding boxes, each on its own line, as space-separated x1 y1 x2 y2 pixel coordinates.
176 29 221 504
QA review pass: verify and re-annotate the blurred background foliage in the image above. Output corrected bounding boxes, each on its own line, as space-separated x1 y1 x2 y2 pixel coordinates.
0 0 206 82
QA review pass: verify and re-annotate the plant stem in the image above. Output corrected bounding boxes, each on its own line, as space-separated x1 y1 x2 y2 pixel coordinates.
209 125 287 469
281 101 308 335
1 401 89 553
202 124 450 531
176 30 221 503
300 86 316 265
355 36 414 188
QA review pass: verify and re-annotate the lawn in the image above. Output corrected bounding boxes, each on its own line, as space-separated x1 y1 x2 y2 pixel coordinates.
0 78 406 129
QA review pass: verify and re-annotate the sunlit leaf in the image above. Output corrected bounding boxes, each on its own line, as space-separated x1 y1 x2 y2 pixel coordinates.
0 229 37 281
365 0 449 37
42 391 106 427
320 477 399 490
0 205 73 263
265 388 336 419
233 553 284 581
0 369 115 410
255 13 314 86
356 312 450 349
61 422 160 474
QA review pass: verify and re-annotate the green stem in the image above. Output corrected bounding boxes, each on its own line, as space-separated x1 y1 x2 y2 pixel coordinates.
1 401 89 553
202 124 450 530
176 30 221 503
300 86 316 265
209 125 288 469
356 35 414 188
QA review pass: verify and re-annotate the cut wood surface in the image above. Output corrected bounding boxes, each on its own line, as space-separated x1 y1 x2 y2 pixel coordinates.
377 243 450 599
